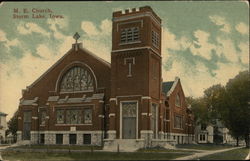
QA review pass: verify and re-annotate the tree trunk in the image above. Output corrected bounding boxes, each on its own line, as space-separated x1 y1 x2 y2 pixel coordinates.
245 134 249 148
236 137 239 147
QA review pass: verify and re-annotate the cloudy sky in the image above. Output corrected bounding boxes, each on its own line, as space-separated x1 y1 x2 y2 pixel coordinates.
0 1 249 120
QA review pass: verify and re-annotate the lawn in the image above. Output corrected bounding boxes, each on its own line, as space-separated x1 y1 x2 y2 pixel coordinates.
176 143 234 150
10 144 103 150
137 147 197 153
1 151 192 160
198 147 249 160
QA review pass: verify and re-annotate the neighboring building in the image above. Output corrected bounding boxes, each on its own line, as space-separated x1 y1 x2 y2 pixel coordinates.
0 112 7 143
17 6 194 150
195 123 214 144
162 78 195 145
195 120 242 145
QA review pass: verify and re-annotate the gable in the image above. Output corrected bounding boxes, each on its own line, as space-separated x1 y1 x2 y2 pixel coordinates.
22 43 111 103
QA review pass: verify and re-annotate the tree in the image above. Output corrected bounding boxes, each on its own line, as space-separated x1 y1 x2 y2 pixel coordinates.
224 70 250 148
188 70 249 147
7 110 18 142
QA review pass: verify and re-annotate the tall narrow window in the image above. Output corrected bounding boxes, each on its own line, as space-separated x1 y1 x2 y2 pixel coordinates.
175 93 181 107
83 108 92 124
40 111 46 125
56 110 64 124
174 115 183 129
152 30 159 48
120 27 140 44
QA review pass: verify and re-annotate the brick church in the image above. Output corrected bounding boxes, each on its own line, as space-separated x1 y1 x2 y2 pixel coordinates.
17 6 194 150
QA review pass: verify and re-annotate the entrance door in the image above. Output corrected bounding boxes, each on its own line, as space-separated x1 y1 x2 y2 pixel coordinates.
23 111 31 140
122 102 137 139
151 103 158 139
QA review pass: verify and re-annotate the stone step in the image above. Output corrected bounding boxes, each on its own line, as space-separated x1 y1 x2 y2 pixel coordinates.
103 139 145 152
16 140 31 145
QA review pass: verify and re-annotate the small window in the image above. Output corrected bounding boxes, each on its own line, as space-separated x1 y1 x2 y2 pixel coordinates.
40 134 45 144
152 30 159 48
56 134 63 144
173 136 175 140
201 124 207 130
120 27 140 44
69 134 76 145
175 94 181 107
83 134 91 144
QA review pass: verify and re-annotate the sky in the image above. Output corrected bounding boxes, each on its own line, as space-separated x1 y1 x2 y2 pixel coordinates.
0 1 249 120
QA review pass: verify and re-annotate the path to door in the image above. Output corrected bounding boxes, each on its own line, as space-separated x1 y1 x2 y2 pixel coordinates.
174 146 243 160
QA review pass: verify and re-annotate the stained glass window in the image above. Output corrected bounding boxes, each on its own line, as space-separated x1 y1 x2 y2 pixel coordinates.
60 66 94 92
66 110 82 124
40 111 46 125
84 108 92 124
122 102 137 117
56 110 64 124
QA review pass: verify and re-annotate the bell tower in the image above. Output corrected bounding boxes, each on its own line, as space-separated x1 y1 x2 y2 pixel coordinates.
108 6 162 141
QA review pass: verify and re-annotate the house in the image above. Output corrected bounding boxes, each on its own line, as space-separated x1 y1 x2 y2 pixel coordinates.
0 112 7 143
17 6 194 150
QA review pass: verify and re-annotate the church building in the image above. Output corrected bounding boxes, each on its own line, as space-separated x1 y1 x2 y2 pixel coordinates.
17 6 194 150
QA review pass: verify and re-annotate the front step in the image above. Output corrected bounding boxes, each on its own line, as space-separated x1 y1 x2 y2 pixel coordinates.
103 139 145 152
16 140 31 145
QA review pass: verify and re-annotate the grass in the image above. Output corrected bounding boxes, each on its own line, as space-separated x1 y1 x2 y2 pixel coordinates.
199 147 249 160
1 151 192 160
10 144 103 150
137 147 197 153
176 143 234 150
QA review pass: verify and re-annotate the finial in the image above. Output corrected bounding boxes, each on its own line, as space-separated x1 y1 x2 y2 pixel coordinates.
73 32 80 44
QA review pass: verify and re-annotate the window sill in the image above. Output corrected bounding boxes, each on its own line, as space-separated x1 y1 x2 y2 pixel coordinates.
119 41 141 46
55 124 92 126
173 127 184 130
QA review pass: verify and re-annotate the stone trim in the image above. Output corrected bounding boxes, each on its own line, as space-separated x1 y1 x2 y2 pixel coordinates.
98 115 105 118
109 113 115 117
140 130 153 134
141 96 151 100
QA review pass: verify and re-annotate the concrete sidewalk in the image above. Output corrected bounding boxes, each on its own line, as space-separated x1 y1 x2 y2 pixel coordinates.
173 146 243 160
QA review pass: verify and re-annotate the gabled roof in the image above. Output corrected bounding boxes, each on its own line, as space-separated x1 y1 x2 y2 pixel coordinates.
0 112 7 116
162 81 174 94
28 43 111 89
162 77 180 96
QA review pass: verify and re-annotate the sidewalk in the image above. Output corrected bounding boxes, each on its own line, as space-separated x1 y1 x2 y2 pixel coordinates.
173 146 243 160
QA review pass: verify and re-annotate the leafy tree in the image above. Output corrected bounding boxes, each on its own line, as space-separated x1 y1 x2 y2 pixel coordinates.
223 70 250 147
7 110 18 142
188 71 249 147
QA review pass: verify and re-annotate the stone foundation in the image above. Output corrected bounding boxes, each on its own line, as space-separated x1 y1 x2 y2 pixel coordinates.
31 131 39 144
17 131 103 146
17 131 22 143
140 130 153 148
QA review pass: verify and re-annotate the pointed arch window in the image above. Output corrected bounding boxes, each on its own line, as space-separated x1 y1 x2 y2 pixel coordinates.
60 66 94 92
175 93 181 107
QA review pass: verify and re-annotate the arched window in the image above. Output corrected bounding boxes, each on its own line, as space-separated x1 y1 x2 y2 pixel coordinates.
59 66 94 92
175 93 181 107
